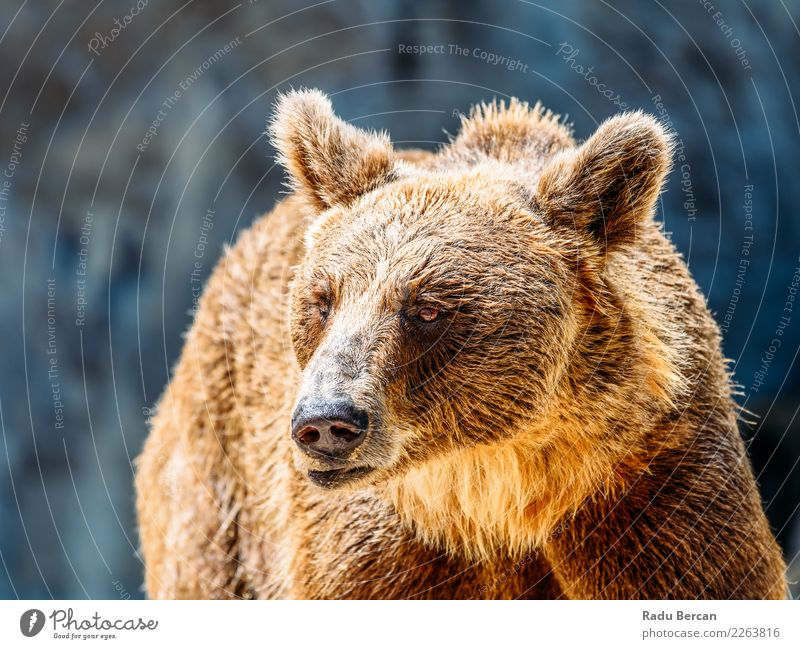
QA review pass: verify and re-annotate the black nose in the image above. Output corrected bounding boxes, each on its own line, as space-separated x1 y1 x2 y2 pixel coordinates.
291 398 368 460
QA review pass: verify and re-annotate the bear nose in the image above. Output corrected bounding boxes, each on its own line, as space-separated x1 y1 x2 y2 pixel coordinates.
291 398 368 460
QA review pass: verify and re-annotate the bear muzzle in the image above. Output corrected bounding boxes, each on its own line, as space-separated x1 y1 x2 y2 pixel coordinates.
291 397 378 488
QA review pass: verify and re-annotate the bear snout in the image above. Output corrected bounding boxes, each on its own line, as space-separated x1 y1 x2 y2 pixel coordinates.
291 397 369 461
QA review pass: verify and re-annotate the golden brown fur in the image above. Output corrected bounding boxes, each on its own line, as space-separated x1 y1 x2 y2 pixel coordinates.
136 89 787 599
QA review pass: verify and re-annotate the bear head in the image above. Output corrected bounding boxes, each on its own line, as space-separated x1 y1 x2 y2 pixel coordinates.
269 89 675 490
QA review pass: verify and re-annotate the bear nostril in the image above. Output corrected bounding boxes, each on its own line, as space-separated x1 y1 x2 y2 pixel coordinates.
329 424 360 443
298 426 321 446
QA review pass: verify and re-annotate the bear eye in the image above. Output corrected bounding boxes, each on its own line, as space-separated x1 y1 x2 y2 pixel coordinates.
312 286 332 322
417 306 441 323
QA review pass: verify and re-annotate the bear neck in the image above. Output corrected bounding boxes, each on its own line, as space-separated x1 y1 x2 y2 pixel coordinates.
383 413 638 561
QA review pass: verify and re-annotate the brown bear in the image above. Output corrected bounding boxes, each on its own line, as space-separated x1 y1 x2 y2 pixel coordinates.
135 89 787 599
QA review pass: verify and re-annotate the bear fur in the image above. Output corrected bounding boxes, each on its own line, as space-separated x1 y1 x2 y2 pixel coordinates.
135 89 787 599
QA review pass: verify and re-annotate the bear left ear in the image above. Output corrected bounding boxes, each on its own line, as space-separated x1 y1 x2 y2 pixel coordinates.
269 89 398 211
535 111 672 251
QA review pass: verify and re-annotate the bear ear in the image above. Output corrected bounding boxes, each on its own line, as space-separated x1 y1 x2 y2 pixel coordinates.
269 89 398 211
535 111 672 251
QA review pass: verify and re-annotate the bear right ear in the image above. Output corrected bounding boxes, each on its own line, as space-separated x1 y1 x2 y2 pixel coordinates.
269 89 398 211
535 111 672 252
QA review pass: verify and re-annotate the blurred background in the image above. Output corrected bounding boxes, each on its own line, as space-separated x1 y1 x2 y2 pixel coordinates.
0 0 798 598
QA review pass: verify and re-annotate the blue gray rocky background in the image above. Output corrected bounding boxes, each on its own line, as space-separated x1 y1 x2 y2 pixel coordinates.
0 0 798 598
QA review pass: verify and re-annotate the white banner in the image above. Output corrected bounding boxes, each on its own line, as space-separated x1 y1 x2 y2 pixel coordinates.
0 600 797 648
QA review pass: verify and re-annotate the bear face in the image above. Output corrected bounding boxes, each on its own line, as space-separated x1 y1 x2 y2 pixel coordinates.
270 89 674 492
288 175 572 488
